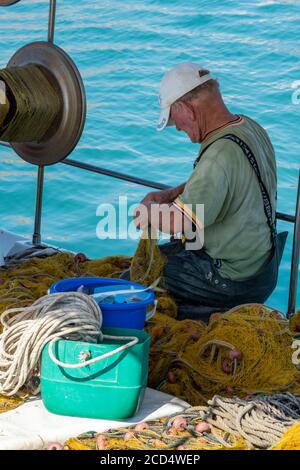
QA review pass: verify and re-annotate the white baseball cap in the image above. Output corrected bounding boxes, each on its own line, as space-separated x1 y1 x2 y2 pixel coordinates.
157 62 213 131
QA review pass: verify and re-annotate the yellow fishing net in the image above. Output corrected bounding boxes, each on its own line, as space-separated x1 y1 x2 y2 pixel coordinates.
63 422 249 451
0 251 132 322
63 418 300 451
148 305 300 403
130 227 167 286
272 422 300 450
131 233 300 403
62 393 300 450
0 237 299 450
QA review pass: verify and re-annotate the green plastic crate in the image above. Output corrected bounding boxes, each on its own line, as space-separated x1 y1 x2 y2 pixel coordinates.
40 327 150 420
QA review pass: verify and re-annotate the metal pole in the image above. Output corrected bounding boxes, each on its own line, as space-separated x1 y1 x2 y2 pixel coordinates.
276 211 295 224
48 0 56 43
62 158 296 223
32 165 45 245
62 158 169 191
288 171 300 317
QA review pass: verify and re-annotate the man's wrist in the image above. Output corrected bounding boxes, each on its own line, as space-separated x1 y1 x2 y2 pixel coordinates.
172 182 186 200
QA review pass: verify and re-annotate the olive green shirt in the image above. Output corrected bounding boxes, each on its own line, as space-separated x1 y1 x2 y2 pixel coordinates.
175 115 277 281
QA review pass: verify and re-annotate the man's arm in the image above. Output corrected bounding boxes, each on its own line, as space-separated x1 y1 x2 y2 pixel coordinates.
140 183 186 206
148 203 187 234
133 183 186 233
134 183 192 234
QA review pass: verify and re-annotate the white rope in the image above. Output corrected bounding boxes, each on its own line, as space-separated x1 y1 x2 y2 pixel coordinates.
182 394 300 449
163 393 300 449
0 292 138 396
48 334 139 369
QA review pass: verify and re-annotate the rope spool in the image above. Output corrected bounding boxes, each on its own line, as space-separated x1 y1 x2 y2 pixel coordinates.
0 1 21 6
0 41 86 165
0 79 10 124
0 64 62 142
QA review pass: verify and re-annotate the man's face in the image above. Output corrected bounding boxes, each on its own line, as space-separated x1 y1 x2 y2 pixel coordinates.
170 101 200 143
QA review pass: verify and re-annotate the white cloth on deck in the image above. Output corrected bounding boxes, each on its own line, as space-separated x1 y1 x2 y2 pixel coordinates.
0 388 189 450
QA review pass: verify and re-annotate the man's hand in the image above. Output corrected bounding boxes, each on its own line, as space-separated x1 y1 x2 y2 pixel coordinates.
140 189 172 206
140 183 186 207
134 202 151 231
134 183 187 232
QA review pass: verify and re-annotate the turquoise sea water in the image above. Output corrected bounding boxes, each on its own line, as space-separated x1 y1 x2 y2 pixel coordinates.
0 0 299 313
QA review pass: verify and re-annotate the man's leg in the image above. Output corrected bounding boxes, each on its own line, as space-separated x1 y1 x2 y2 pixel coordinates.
159 241 278 323
159 243 230 322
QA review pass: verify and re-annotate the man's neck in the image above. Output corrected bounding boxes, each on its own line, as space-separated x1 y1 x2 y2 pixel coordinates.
201 110 238 142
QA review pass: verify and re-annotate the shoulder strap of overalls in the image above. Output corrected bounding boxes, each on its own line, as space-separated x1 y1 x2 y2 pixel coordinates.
194 133 277 247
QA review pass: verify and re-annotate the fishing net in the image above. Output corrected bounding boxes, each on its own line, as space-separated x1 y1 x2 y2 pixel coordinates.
130 227 167 286
0 236 299 449
131 234 300 402
62 393 300 451
0 251 132 321
272 421 300 450
148 305 300 403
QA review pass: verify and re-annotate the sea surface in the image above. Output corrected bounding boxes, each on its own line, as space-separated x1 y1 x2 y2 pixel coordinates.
0 0 299 313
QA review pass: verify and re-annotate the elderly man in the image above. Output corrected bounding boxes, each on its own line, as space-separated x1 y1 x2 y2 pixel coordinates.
134 62 287 322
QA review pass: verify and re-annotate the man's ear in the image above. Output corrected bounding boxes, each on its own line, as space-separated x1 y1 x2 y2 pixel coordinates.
172 101 181 113
183 101 196 121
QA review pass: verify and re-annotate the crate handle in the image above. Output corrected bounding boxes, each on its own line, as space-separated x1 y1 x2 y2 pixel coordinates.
48 334 139 369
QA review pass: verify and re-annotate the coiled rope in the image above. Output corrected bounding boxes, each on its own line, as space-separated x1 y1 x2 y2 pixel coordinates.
177 393 300 449
0 64 62 142
0 291 138 396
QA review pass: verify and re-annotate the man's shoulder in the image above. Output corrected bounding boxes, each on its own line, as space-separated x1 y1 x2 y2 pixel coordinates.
197 136 245 174
239 115 273 140
199 115 274 166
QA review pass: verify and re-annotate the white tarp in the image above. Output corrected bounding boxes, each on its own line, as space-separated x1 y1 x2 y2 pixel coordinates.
0 228 65 266
0 229 28 266
0 389 189 450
